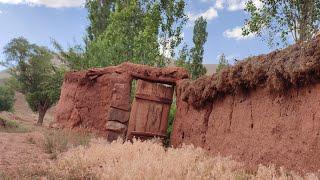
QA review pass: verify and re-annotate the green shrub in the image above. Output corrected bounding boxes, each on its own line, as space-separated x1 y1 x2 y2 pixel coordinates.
164 102 177 147
0 85 14 112
0 118 30 133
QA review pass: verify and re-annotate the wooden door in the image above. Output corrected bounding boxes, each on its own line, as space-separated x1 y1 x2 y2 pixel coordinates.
127 79 174 140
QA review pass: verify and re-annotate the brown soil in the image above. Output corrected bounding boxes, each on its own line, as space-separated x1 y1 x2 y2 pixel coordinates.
0 92 55 126
0 92 55 178
0 132 49 177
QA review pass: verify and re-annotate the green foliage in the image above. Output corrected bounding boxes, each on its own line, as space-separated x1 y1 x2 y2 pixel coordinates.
87 0 161 67
2 37 66 125
164 102 176 147
243 0 320 46
53 0 187 70
1 37 35 67
4 77 22 93
0 85 14 112
158 0 188 62
175 44 191 72
175 17 208 79
86 0 116 41
216 53 229 73
189 17 208 79
84 0 187 69
0 117 30 133
167 103 176 137
52 40 88 70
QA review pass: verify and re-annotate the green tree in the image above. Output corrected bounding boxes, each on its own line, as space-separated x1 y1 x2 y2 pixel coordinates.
85 0 187 68
243 0 320 46
216 53 229 73
52 40 89 70
158 0 188 66
190 17 208 79
175 44 191 72
86 0 116 41
0 85 14 112
2 37 65 125
87 0 160 67
53 0 187 71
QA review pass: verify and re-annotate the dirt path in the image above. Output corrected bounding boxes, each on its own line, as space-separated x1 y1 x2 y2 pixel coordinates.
0 131 50 177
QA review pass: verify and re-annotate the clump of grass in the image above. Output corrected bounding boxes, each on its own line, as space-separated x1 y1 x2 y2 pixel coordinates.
43 129 92 157
26 136 37 144
0 170 10 180
26 139 319 180
0 117 30 133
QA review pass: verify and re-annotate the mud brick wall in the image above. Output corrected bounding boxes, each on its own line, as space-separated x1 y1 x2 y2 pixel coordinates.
171 37 320 173
55 62 188 140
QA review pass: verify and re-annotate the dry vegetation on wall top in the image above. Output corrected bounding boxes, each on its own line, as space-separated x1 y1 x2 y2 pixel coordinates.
180 36 320 107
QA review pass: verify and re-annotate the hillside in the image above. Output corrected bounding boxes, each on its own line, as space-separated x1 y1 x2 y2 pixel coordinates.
0 70 10 85
0 70 55 125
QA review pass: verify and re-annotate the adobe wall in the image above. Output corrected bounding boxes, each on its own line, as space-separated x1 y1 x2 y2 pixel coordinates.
171 83 320 173
171 37 320 173
55 62 188 140
55 37 320 172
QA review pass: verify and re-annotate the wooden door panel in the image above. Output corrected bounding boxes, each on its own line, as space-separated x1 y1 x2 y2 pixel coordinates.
145 103 163 132
127 80 174 140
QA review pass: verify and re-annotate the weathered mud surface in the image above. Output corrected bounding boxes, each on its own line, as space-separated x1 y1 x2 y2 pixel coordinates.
171 37 320 173
55 62 188 137
181 37 320 107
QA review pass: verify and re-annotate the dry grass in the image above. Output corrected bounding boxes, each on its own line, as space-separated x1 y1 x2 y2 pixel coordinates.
42 129 92 159
180 37 320 107
21 139 319 180
0 170 10 180
0 117 31 133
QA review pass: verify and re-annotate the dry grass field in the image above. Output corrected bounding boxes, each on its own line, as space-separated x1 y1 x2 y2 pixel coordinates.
1 126 319 179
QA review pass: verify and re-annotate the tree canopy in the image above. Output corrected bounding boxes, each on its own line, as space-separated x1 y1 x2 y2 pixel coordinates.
2 37 65 125
216 53 229 73
189 17 208 79
54 0 187 70
0 85 14 112
243 0 320 46
175 17 208 79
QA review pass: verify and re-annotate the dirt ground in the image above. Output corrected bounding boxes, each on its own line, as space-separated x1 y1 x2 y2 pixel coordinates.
0 92 55 178
0 131 50 177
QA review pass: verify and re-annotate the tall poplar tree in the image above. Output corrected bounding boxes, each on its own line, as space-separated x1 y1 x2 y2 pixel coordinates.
85 0 187 68
190 17 208 79
86 0 116 41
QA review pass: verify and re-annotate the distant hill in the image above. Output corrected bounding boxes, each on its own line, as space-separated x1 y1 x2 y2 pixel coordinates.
203 64 217 75
0 70 10 85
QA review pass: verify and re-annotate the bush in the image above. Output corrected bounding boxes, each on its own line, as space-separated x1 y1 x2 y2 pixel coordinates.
43 129 92 157
0 85 14 112
164 103 176 147
0 117 30 133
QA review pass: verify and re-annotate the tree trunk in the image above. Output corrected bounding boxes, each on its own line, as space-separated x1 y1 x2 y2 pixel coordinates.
37 107 47 125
